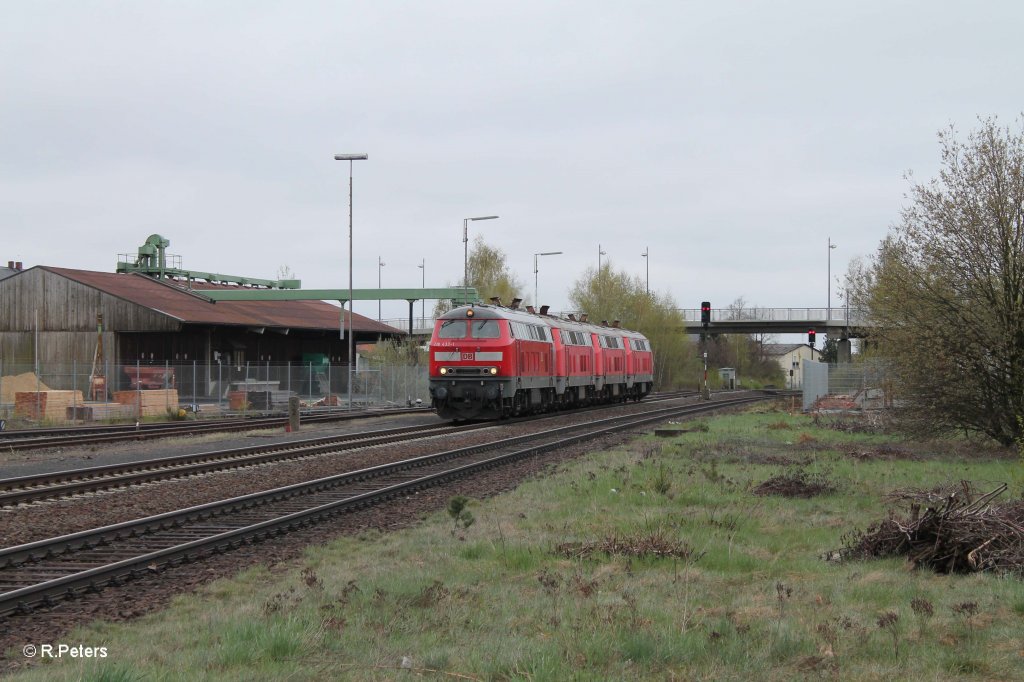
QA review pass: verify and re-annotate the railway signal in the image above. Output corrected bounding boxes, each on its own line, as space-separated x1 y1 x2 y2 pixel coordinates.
701 301 711 328
808 329 816 348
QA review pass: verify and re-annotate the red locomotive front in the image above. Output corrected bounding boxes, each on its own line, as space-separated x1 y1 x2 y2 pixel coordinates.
428 305 516 419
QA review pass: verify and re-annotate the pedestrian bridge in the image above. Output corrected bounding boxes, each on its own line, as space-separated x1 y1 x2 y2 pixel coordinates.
675 307 869 336
381 307 870 337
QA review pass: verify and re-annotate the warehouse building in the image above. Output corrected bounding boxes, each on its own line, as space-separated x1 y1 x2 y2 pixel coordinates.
0 265 400 399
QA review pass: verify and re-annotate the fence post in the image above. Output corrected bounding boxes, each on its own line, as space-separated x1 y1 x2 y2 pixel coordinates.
72 359 77 423
136 359 141 421
193 360 197 408
218 361 223 408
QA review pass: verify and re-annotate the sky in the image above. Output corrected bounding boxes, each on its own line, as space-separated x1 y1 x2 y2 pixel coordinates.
2 1 1022 328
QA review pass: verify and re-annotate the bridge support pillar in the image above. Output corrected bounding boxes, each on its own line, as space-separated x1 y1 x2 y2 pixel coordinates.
837 339 852 363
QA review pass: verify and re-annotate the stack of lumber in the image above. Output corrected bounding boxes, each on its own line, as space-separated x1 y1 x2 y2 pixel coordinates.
15 390 84 421
1 372 51 404
112 389 179 417
67 403 136 421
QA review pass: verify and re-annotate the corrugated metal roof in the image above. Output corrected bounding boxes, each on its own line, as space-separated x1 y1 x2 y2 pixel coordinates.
43 267 399 334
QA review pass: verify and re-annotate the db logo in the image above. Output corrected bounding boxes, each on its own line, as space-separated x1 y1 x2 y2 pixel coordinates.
461 352 474 361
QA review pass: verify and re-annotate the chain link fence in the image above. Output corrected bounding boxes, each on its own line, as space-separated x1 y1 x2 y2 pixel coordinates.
0 360 430 423
800 359 894 410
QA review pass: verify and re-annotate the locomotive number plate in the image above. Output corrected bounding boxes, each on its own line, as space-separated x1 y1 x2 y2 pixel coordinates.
461 352 475 360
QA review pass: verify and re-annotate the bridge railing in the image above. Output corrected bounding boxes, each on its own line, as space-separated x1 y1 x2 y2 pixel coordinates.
676 307 868 326
379 308 871 333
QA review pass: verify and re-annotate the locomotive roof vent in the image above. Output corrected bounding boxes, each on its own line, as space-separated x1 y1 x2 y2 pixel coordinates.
539 305 550 316
490 297 502 306
580 313 588 323
567 314 577 321
510 298 522 310
526 305 536 314
612 320 621 328
601 320 608 326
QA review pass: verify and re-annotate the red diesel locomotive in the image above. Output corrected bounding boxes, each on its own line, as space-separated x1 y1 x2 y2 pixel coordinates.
428 303 654 420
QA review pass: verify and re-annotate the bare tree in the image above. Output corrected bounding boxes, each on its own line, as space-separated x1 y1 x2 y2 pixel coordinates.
852 117 1024 445
569 263 699 390
433 236 524 316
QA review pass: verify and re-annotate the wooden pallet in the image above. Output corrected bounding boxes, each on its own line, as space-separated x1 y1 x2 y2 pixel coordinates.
14 390 85 421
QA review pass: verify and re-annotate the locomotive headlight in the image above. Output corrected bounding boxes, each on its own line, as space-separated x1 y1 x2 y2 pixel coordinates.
489 367 498 375
439 367 448 375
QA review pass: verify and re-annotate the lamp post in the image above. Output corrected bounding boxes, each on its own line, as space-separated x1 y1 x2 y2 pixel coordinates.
828 237 837 319
598 244 607 309
533 251 562 308
377 256 386 320
641 247 649 295
417 258 425 326
463 215 499 303
334 153 368 412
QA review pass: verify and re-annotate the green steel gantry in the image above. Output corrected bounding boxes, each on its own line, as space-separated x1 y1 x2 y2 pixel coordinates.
201 287 478 335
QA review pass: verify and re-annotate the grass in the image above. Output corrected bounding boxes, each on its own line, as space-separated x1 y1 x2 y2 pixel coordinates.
6 401 1024 680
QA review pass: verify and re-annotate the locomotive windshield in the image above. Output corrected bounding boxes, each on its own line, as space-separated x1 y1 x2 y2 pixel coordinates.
470 320 501 339
438 320 467 338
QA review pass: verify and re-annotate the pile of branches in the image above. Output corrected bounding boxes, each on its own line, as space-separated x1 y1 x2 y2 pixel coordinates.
752 469 838 498
842 483 1024 574
884 479 978 504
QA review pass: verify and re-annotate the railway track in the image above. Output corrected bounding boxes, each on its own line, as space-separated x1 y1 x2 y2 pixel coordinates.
0 394 762 618
0 391 700 507
0 405 431 452
0 421 491 507
0 391 699 452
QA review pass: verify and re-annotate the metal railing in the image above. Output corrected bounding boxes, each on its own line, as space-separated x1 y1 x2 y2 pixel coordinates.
382 307 871 332
676 307 868 326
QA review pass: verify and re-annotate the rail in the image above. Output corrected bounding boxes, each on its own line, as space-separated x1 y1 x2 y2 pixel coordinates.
0 394 762 617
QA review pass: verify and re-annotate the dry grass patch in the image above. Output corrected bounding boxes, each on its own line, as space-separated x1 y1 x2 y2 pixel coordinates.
556 531 702 561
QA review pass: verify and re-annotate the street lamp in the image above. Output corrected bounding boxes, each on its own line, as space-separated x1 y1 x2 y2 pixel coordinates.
533 251 563 309
641 247 649 295
828 237 837 318
417 258 425 326
334 152 368 412
377 256 386 320
463 215 499 303
598 244 607 308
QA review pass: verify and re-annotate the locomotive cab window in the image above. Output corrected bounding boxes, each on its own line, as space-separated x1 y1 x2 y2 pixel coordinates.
471 320 502 339
438 320 468 338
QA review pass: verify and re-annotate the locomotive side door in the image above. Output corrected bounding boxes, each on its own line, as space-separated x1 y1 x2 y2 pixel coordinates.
550 326 567 394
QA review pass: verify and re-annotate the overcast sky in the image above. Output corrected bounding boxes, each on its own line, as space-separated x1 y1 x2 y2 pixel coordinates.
3 1 1021 326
